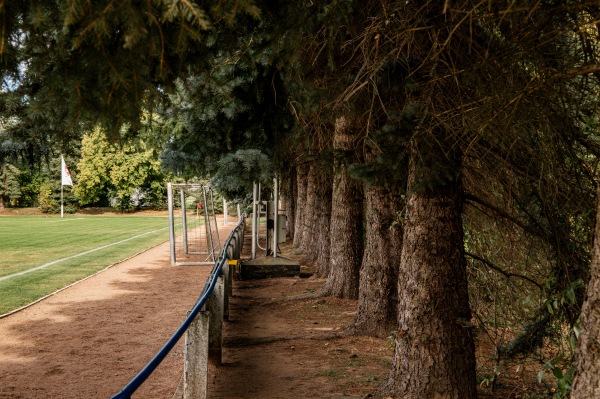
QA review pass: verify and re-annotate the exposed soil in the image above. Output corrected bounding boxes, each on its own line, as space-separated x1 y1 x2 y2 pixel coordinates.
208 276 392 399
0 216 547 399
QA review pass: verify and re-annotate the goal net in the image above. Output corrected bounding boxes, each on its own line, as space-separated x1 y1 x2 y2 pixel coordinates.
167 183 221 266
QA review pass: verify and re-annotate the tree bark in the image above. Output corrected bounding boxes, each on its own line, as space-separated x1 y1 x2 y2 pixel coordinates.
284 168 296 242
303 165 333 266
323 116 363 299
315 165 333 277
293 163 309 247
383 140 477 398
572 186 600 398
301 163 319 260
351 184 402 337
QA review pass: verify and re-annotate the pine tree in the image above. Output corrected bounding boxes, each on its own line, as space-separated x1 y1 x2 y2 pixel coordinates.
0 163 21 209
1 0 260 137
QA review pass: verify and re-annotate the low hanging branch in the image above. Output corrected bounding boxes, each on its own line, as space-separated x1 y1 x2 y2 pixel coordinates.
465 251 543 290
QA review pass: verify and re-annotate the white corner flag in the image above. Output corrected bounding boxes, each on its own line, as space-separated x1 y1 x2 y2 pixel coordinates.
61 156 73 186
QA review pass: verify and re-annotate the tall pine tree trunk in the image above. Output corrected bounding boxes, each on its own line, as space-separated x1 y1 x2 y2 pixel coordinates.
315 165 333 277
284 169 296 242
572 186 600 398
384 139 476 398
293 163 309 247
323 116 363 298
301 163 319 261
303 165 333 266
351 184 402 337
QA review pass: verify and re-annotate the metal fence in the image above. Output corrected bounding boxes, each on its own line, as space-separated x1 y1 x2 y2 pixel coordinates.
110 215 245 399
168 183 222 266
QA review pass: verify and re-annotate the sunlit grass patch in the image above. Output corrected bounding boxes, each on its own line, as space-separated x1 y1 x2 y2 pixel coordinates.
0 215 169 314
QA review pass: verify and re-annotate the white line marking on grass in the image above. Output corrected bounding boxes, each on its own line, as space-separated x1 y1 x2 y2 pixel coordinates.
0 227 169 283
0 239 169 319
47 218 86 223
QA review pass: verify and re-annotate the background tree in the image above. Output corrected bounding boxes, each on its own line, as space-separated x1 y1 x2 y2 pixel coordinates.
75 126 167 211
210 149 273 202
0 163 21 209
110 143 162 212
74 127 112 206
37 181 59 214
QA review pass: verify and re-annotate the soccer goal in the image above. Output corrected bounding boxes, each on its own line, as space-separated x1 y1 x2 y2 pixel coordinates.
167 183 221 266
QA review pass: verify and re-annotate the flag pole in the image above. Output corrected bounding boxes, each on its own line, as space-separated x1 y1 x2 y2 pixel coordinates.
60 155 73 218
60 155 64 218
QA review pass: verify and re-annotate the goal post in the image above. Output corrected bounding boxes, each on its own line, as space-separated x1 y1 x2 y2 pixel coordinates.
167 183 221 266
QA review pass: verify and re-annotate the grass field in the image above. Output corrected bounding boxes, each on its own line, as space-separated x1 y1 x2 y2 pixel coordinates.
0 215 170 315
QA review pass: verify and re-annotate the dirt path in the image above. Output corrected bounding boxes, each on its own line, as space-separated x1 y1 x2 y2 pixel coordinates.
208 276 391 399
0 222 235 399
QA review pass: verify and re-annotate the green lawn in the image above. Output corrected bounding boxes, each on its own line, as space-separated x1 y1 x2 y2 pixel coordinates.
0 215 170 315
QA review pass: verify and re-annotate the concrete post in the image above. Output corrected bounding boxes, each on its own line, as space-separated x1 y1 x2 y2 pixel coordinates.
222 263 230 320
228 260 235 295
227 238 235 260
232 232 239 260
208 275 224 365
238 231 243 258
238 225 244 254
183 311 209 399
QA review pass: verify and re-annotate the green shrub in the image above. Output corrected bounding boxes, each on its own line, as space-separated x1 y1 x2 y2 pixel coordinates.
38 182 59 213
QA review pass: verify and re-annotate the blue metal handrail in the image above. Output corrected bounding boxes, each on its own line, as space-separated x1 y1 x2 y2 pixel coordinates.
110 216 244 399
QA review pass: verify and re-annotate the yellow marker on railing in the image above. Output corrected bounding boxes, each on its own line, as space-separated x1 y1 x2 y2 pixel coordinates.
228 260 238 266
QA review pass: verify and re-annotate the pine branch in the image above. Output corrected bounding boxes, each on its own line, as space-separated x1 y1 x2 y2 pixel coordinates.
465 251 543 290
464 193 530 234
145 11 165 76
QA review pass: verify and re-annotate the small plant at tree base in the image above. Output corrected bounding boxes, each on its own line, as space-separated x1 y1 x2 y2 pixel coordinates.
537 352 575 398
386 331 397 350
